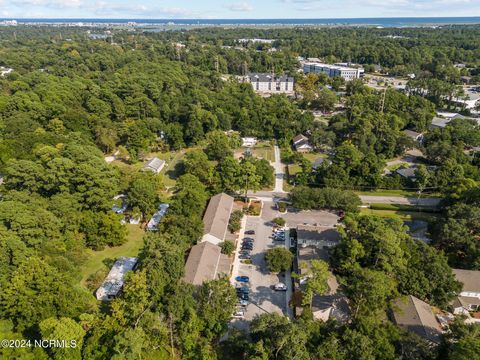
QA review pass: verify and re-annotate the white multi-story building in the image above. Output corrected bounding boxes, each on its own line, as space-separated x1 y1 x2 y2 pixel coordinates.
244 73 295 95
302 61 364 81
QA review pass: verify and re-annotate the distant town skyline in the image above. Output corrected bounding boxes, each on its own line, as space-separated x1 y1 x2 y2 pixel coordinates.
0 1 479 19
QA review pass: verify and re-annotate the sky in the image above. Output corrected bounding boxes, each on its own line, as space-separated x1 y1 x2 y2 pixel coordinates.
0 0 480 19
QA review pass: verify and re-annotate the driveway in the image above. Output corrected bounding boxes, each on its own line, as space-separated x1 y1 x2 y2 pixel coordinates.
273 144 285 193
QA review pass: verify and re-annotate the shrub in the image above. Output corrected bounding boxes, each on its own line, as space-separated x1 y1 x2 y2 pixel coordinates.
220 240 236 256
228 210 244 233
272 217 286 227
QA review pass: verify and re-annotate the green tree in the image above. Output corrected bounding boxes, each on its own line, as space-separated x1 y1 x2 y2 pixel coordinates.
220 241 236 256
265 247 294 273
127 172 159 219
39 317 85 360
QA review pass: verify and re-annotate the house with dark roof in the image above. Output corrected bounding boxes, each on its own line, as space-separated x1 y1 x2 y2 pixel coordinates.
245 73 295 95
202 193 234 245
293 134 313 153
183 242 231 286
403 129 424 143
392 295 442 345
297 224 341 248
142 157 166 174
451 269 480 315
293 246 349 323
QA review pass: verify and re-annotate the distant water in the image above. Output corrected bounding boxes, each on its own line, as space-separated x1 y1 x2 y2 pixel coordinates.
2 17 480 27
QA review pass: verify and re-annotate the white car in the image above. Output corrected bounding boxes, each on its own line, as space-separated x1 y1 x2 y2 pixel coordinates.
233 310 245 318
274 283 287 291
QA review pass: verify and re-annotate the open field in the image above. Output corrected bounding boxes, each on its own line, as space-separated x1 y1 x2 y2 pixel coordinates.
80 224 145 287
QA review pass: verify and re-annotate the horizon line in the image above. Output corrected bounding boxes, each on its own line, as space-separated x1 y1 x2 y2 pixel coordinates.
2 16 480 20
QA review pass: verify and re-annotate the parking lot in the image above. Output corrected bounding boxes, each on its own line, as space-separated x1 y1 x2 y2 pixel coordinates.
230 200 339 331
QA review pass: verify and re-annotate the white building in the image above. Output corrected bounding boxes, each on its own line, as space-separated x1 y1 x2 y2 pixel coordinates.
146 203 170 231
302 61 363 81
96 257 138 301
142 157 166 174
241 137 257 147
293 134 313 153
243 73 295 95
0 67 13 77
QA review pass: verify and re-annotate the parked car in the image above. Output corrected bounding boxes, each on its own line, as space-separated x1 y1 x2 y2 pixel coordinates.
239 254 251 260
236 286 250 293
235 276 250 283
239 293 249 301
273 283 287 291
243 237 254 242
245 230 255 235
242 245 253 250
233 310 245 318
239 299 249 306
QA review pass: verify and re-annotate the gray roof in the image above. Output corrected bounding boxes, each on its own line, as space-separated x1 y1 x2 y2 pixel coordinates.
403 129 422 139
393 295 442 344
312 157 332 169
296 224 341 244
143 157 165 173
431 117 452 129
293 134 308 145
453 269 480 293
203 193 234 241
396 166 417 179
96 257 138 301
248 73 293 83
183 242 231 285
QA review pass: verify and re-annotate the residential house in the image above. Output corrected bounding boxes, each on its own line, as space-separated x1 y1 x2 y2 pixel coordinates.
293 134 313 153
112 194 127 214
396 166 418 181
296 224 341 248
451 269 480 315
96 257 138 301
146 203 170 231
242 137 257 147
142 157 166 174
312 157 332 170
294 246 349 322
403 129 424 143
202 193 234 245
183 242 231 285
244 73 295 95
392 295 442 345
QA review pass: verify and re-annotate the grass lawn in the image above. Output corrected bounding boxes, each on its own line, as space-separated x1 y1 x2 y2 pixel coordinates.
303 152 327 163
359 208 439 222
80 224 145 287
156 150 186 188
252 141 275 162
288 164 301 175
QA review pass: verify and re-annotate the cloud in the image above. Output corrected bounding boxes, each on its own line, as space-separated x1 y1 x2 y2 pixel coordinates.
9 0 84 8
226 2 254 12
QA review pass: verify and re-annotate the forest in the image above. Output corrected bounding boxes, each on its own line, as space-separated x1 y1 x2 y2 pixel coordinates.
0 25 479 359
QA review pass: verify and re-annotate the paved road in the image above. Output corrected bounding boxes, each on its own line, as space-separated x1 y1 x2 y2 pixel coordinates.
273 144 286 193
359 195 442 207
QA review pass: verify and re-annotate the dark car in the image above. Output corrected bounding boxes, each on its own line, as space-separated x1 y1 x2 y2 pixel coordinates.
243 237 254 242
239 293 249 301
245 230 255 235
236 286 250 294
239 254 251 259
